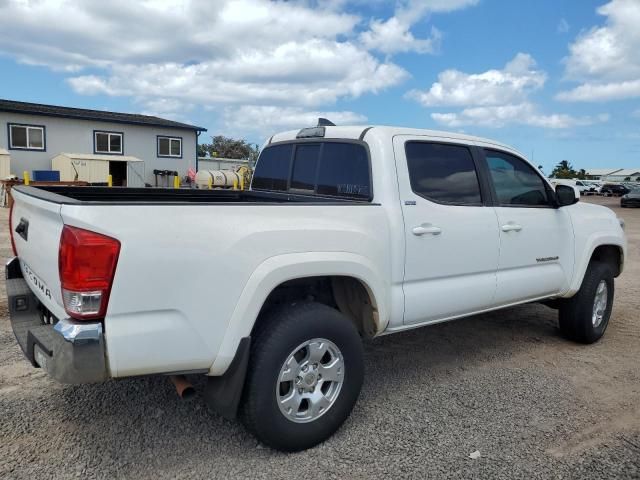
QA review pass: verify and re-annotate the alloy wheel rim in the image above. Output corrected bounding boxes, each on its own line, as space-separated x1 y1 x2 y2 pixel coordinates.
276 338 344 423
592 280 608 328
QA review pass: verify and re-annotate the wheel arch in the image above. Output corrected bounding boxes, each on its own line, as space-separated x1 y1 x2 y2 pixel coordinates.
590 244 623 277
565 239 625 297
208 252 389 375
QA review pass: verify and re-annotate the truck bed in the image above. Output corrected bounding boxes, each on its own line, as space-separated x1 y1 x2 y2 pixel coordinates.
13 186 368 205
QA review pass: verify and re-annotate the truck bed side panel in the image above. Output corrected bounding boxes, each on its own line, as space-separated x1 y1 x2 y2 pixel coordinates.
59 203 391 377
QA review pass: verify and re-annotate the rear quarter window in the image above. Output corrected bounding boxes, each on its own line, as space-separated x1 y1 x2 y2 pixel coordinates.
252 141 371 200
251 144 293 191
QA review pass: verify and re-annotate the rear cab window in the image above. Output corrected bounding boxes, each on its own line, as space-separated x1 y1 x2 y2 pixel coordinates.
252 141 372 201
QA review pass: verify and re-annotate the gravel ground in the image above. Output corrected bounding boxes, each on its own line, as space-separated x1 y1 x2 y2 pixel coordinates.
1 196 639 479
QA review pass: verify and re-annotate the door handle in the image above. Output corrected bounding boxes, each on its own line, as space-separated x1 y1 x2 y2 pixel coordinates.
501 223 523 232
412 224 442 236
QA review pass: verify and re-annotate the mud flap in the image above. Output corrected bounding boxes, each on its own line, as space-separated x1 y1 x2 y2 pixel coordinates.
203 337 251 420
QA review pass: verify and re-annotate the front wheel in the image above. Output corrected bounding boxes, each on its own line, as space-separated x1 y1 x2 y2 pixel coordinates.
558 261 614 344
241 302 364 451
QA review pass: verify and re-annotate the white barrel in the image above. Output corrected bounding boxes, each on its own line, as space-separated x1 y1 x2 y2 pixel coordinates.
195 170 241 189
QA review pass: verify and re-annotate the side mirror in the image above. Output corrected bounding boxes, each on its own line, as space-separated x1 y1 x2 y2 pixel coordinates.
555 184 580 207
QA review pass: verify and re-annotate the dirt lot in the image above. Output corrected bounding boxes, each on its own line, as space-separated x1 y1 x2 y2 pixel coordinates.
0 196 638 479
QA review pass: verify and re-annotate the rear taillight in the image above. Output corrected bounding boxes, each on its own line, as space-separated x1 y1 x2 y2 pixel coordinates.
9 202 17 256
58 225 120 320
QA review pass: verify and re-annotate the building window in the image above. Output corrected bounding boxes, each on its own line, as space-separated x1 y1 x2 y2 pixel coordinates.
94 131 123 154
8 124 45 150
157 136 182 158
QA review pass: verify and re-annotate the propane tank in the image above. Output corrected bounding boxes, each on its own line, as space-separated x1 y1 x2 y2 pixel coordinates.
195 170 242 189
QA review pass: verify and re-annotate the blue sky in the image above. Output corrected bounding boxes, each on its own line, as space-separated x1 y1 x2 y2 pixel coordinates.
1 0 639 173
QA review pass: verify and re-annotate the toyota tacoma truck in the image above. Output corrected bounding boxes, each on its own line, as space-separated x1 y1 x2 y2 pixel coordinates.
6 124 627 451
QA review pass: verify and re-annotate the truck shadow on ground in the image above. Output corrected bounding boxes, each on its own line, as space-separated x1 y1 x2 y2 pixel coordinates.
46 303 567 460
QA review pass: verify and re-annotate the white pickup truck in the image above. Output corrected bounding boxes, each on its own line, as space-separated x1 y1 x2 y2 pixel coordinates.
7 124 627 451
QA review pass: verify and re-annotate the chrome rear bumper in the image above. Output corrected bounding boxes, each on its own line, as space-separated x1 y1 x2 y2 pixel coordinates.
6 257 108 384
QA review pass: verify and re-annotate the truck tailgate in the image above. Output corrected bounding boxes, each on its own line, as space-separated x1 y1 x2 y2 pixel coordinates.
10 188 67 320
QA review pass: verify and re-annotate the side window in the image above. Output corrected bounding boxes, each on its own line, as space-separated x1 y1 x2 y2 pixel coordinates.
485 150 550 207
405 142 482 205
251 143 292 191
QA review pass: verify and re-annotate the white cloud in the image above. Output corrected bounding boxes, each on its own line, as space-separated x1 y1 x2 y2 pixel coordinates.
66 39 409 107
557 18 570 34
0 0 483 139
407 53 546 107
431 103 608 129
558 0 640 102
359 0 477 55
556 79 640 102
221 106 367 137
0 0 406 116
408 53 605 129
360 20 442 55
394 0 480 22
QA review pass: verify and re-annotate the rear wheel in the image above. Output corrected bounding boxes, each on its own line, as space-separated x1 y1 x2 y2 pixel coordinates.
241 302 364 451
558 261 614 344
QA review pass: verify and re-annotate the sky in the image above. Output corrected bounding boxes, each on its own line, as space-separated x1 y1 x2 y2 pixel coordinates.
1 0 639 173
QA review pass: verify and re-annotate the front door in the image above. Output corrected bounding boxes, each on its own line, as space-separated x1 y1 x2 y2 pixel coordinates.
481 149 574 304
393 137 500 325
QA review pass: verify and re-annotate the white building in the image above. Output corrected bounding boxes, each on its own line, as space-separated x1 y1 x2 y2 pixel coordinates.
604 169 640 182
1 99 206 186
585 168 622 180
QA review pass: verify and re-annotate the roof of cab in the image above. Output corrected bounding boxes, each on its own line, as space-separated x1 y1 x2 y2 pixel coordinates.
268 125 524 158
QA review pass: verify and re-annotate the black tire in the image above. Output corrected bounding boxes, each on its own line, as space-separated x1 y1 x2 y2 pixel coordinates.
558 261 614 344
241 302 364 451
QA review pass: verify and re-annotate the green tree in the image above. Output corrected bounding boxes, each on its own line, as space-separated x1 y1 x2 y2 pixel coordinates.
577 168 587 180
198 136 260 163
550 160 577 179
636 176 640 182
624 176 631 181
197 143 208 157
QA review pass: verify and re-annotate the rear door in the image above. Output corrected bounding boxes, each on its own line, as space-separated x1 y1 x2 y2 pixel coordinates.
393 137 500 325
481 149 574 303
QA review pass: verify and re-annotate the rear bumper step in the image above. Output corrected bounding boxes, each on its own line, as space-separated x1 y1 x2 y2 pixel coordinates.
6 257 108 384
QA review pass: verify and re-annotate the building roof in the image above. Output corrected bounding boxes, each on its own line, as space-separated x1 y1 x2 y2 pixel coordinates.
55 153 143 162
608 168 640 176
0 99 207 132
585 168 623 176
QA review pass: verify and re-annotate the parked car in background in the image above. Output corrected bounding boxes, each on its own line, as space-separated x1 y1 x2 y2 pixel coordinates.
621 187 640 207
582 180 603 193
601 183 630 196
551 179 583 194
574 180 592 194
551 179 593 195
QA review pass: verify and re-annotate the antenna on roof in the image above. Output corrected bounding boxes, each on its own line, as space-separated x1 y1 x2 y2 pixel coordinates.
317 118 335 127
